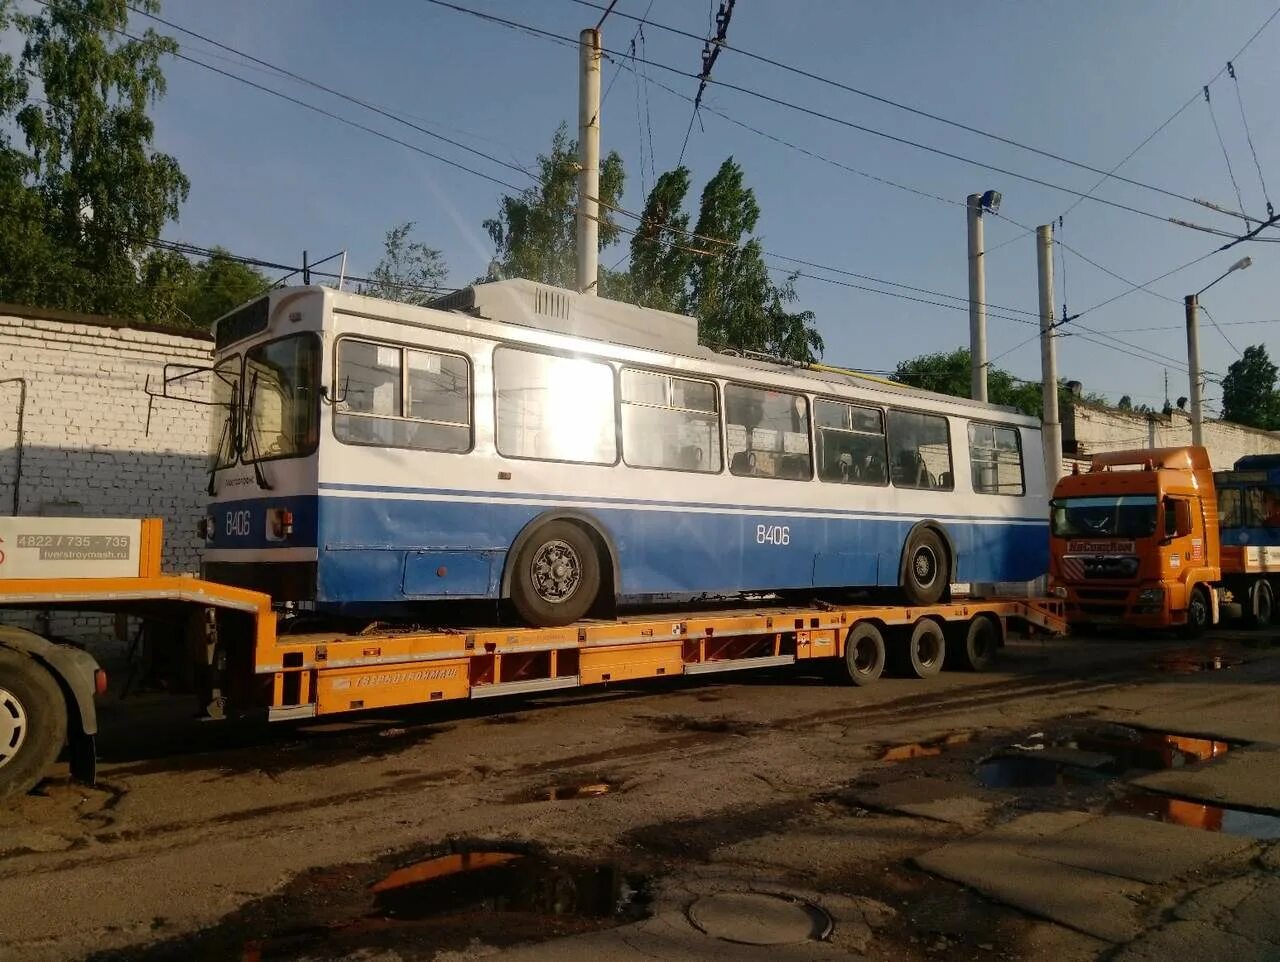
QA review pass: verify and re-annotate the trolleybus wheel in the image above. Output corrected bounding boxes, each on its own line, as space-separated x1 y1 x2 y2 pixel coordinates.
901 529 947 606
1249 579 1274 629
0 648 67 799
949 614 1000 672
893 618 946 679
843 622 886 687
1181 585 1211 639
510 521 603 628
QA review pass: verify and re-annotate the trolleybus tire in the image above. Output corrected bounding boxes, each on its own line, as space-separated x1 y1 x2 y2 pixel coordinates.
901 528 947 606
1181 585 1212 639
843 622 886 686
891 618 946 679
509 520 603 628
0 648 67 799
1249 579 1274 629
949 614 1000 672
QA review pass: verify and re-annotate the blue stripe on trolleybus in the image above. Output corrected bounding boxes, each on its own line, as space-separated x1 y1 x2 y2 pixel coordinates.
312 487 1048 604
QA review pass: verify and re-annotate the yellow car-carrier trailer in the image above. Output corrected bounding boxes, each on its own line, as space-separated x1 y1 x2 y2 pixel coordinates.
0 517 1065 798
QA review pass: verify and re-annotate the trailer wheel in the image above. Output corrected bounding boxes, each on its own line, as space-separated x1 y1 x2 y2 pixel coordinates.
0 649 67 799
949 614 1001 672
1249 580 1274 629
1181 586 1211 639
892 618 946 678
901 528 947 606
843 622 886 687
510 521 603 628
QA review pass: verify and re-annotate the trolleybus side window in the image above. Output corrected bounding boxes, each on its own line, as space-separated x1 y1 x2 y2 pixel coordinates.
967 422 1025 495
887 409 953 490
620 368 722 473
814 399 887 485
334 338 471 453
724 383 812 481
494 347 617 464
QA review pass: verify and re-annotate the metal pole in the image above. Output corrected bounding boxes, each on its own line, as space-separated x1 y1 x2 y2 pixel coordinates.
967 194 987 402
1185 293 1204 446
576 27 602 295
302 250 310 285
1036 226 1062 484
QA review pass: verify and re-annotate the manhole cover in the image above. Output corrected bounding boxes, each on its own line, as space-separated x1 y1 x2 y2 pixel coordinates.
688 892 833 945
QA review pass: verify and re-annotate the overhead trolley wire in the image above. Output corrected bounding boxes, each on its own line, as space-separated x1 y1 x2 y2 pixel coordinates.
1203 84 1250 229
1228 61 1274 218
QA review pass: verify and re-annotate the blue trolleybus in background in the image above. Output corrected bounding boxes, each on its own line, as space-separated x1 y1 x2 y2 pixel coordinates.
200 279 1049 627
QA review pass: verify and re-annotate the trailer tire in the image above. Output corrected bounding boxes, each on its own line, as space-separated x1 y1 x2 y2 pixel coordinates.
1249 579 1274 629
0 648 67 799
843 622 886 687
949 614 1001 672
509 520 603 628
892 618 946 679
1181 586 1211 639
901 528 947 606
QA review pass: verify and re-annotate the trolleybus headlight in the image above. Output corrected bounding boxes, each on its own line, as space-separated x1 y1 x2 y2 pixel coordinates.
1137 587 1165 603
197 516 214 540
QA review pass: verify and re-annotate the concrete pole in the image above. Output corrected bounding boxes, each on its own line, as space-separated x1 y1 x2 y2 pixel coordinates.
967 194 987 402
1185 294 1204 446
576 27 602 295
1036 225 1062 484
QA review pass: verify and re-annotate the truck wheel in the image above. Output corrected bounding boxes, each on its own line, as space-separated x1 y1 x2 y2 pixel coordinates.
843 622 886 687
901 528 947 606
892 619 946 678
1181 586 1211 639
949 614 1001 672
509 521 603 628
1249 580 1274 629
0 649 67 799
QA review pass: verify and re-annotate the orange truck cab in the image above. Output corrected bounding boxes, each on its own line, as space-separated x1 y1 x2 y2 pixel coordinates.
1049 446 1221 632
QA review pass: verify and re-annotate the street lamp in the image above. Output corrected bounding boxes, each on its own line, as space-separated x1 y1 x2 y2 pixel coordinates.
1186 256 1253 446
967 190 1002 403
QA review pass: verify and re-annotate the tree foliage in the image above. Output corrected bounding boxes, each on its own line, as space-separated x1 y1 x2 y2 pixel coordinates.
893 347 1107 417
483 124 625 292
360 221 448 306
0 0 189 320
1221 344 1280 430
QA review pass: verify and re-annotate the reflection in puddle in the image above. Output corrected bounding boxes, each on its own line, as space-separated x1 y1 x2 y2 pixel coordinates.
879 732 973 761
1108 792 1280 839
507 780 620 803
976 755 1107 789
1153 651 1243 674
1073 726 1233 771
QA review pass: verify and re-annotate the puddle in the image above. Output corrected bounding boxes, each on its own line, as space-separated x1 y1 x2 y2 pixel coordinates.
1107 792 1280 839
879 732 974 761
507 779 621 803
1153 651 1244 674
976 755 1109 789
1073 726 1234 771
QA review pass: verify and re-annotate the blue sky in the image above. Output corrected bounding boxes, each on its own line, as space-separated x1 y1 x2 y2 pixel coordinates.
50 1 1280 409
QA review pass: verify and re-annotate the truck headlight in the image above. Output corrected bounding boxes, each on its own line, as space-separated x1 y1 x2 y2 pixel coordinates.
1053 586 1069 598
1137 587 1165 603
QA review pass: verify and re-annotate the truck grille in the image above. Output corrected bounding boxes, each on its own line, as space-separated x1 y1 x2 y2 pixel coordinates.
1060 555 1139 581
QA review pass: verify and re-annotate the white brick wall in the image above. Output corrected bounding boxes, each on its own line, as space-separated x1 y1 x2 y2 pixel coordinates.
0 307 213 651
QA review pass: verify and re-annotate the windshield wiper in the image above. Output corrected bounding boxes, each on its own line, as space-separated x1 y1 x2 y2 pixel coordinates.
208 412 230 496
243 372 274 491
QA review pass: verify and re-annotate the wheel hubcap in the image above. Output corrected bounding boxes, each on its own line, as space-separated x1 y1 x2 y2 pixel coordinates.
530 540 582 604
853 638 876 673
917 635 940 667
913 547 937 587
0 687 28 770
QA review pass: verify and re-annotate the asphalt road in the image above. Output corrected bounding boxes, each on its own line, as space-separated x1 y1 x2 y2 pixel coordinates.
1 629 1278 961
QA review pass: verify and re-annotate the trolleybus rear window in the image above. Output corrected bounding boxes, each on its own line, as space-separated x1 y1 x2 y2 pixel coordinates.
815 399 887 485
968 422 1025 495
725 384 812 481
494 348 617 464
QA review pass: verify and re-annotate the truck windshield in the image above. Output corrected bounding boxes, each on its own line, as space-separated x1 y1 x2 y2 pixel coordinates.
1051 495 1158 539
244 334 320 463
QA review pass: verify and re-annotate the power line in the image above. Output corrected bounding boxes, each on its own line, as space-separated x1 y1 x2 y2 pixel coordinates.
570 0 1269 225
1228 61 1274 218
1200 304 1242 356
677 0 735 165
424 0 1271 239
1203 84 1249 229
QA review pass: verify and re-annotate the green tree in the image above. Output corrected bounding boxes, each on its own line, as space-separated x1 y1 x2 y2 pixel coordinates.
684 158 823 362
627 166 694 313
0 0 189 318
1221 344 1280 429
134 248 269 328
483 124 625 291
893 347 1106 417
361 221 448 306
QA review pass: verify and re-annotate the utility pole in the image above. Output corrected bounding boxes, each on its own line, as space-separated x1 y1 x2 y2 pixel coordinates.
576 27 602 295
1036 225 1062 483
1185 294 1204 446
967 194 988 402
